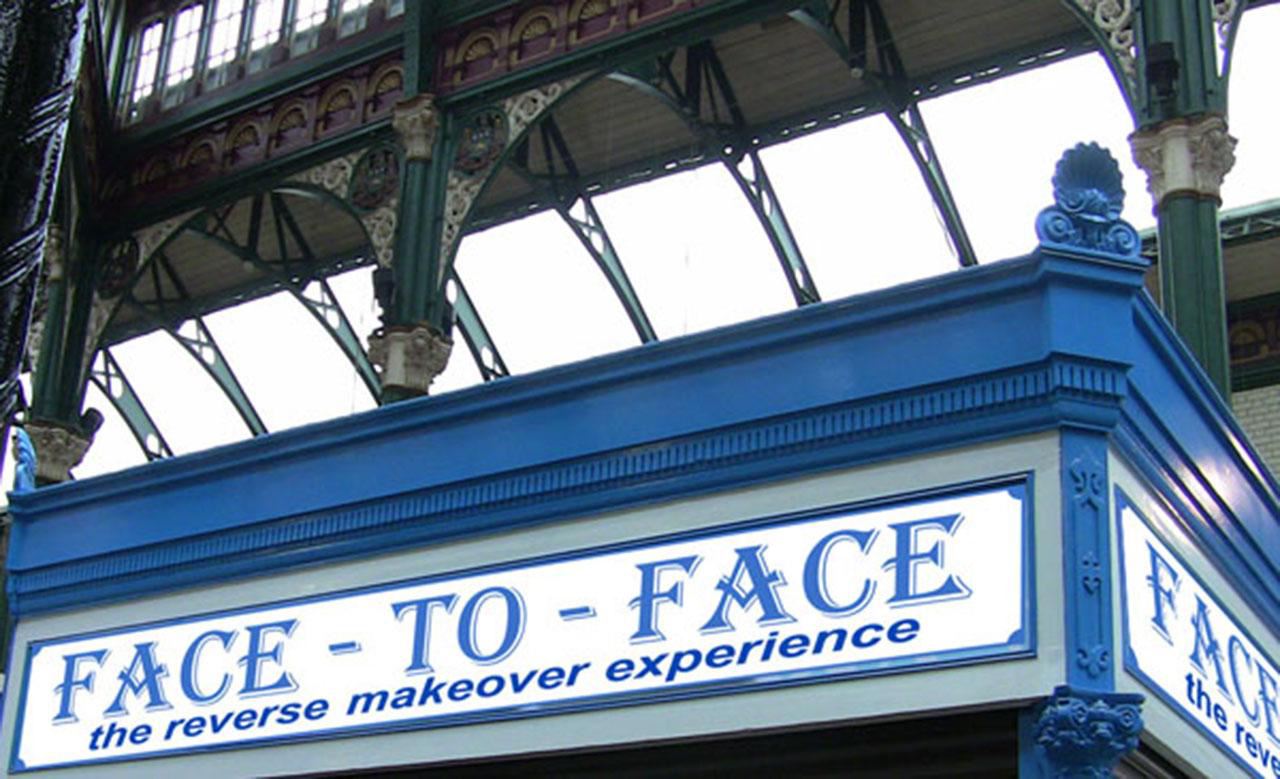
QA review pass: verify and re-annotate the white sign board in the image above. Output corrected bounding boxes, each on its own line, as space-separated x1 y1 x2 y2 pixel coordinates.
1117 492 1280 779
10 481 1030 771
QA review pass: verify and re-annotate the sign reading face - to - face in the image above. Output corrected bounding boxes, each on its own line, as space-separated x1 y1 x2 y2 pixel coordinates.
10 481 1030 771
1118 492 1280 779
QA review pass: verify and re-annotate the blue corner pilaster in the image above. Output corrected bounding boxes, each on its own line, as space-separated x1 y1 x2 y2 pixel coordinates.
1020 686 1144 778
1062 428 1114 689
1037 143 1146 691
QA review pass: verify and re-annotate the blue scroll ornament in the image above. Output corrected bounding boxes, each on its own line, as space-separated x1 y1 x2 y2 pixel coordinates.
1036 143 1141 259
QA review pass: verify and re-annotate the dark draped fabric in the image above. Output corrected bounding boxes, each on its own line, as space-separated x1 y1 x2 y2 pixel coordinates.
0 0 86 425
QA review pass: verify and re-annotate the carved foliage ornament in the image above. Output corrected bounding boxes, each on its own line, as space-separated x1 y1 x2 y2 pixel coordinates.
392 93 438 161
24 419 94 485
1036 142 1140 259
1070 0 1135 84
1212 0 1239 71
1034 686 1144 778
440 77 584 259
367 323 453 395
350 145 401 211
1129 115 1236 206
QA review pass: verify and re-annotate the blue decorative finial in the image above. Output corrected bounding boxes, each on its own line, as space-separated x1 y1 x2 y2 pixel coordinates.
12 427 37 493
1036 143 1141 260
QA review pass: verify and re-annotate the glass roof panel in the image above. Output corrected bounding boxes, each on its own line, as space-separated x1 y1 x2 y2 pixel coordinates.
431 320 486 395
593 165 796 339
922 53 1149 262
109 330 252 455
202 288 377 432
1224 4 1280 210
760 116 957 300
76 381 150 479
452 211 639 375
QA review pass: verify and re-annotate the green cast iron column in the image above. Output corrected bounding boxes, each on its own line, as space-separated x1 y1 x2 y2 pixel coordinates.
1128 0 1238 399
1156 194 1231 394
373 2 455 402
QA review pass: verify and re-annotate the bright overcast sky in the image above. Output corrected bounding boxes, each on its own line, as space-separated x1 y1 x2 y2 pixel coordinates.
36 4 1280 484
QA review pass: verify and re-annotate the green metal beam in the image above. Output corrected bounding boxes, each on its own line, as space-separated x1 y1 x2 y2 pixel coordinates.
450 272 510 381
852 0 977 267
510 118 658 343
183 200 383 401
90 348 173 460
885 103 978 267
615 42 821 307
125 298 268 436
474 30 1093 238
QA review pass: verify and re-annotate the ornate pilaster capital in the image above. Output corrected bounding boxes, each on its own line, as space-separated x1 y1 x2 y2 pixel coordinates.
368 323 453 397
1033 685 1144 778
392 93 439 162
1129 115 1237 209
23 419 94 485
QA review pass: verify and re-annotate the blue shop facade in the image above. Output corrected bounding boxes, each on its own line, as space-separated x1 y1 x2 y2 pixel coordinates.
2 149 1279 777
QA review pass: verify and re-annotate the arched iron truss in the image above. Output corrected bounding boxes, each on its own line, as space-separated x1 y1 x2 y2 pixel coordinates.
91 181 518 460
88 0 1266 464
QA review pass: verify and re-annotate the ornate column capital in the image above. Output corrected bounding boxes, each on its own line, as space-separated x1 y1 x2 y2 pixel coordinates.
1130 115 1237 209
391 93 439 162
23 419 94 485
1033 685 1144 778
368 323 452 397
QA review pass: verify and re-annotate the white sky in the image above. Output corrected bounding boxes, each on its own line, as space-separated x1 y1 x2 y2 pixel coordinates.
37 5 1280 484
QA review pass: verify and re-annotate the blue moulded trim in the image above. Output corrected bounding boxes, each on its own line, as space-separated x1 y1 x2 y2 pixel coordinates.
8 476 1036 774
1111 295 1280 636
1060 429 1114 690
1114 488 1280 779
9 356 1110 616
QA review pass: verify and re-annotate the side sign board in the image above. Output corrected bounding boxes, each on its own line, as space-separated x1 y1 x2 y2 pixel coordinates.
1117 491 1280 779
11 481 1031 771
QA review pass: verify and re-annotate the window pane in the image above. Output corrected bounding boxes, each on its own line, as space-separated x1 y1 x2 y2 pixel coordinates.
249 0 284 50
594 166 795 339
130 20 165 103
164 4 206 88
207 0 245 69
109 331 253 455
339 0 372 36
922 53 1148 261
75 381 151 480
1223 4 1280 210
293 0 328 33
453 212 639 375
759 117 956 300
202 289 377 433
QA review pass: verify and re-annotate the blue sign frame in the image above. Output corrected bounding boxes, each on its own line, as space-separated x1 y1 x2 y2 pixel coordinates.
10 475 1035 772
1116 487 1280 779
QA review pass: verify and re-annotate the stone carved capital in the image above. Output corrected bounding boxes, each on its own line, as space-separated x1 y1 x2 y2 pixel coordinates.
392 93 439 162
24 419 93 485
368 323 452 396
1130 115 1237 208
1034 685 1144 778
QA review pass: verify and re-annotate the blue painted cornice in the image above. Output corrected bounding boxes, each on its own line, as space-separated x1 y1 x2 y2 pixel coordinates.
7 240 1279 626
